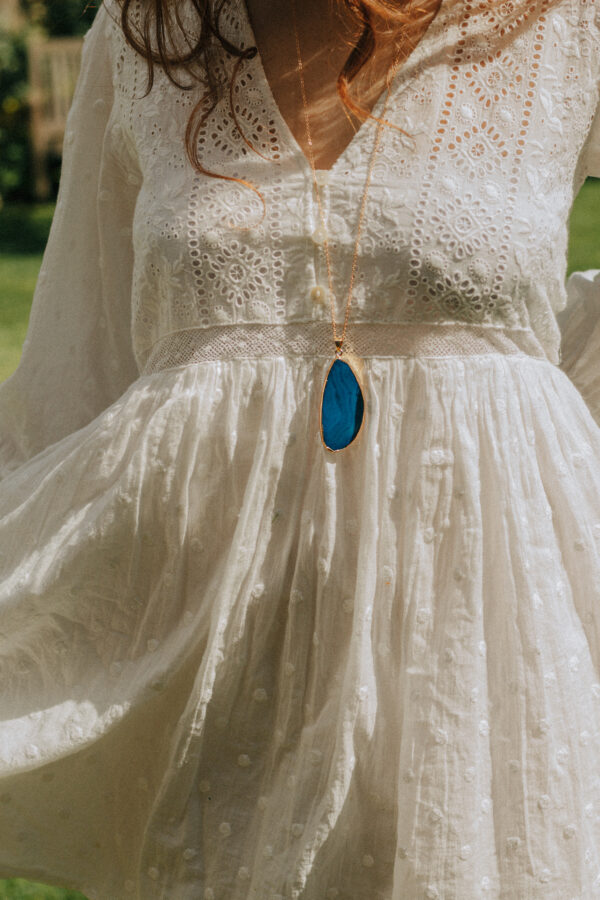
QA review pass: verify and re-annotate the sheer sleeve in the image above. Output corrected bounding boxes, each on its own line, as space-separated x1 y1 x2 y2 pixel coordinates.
0 0 141 480
557 99 600 427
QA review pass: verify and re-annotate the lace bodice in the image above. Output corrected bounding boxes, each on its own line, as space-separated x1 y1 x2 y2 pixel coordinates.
96 0 600 370
1 0 599 476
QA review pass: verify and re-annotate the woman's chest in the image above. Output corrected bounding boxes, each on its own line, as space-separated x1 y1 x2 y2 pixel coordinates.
113 0 600 352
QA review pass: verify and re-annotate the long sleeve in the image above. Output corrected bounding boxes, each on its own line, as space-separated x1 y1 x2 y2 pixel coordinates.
557 100 600 427
0 0 141 481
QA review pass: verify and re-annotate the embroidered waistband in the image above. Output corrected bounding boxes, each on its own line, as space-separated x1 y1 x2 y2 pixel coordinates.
139 321 549 375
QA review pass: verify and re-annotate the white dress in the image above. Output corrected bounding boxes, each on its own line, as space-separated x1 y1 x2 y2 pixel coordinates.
1 0 600 896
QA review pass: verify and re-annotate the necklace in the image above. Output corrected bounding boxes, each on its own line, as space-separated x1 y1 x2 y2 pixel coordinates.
290 0 399 453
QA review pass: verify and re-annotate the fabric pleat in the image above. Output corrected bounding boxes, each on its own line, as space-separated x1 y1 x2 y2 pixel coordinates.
1 353 600 899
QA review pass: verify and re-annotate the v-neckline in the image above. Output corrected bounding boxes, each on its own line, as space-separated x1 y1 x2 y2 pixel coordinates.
237 0 449 176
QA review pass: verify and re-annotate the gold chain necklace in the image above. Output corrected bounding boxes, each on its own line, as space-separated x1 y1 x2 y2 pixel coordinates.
290 0 399 452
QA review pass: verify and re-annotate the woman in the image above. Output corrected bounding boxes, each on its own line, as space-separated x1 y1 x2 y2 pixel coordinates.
1 0 599 896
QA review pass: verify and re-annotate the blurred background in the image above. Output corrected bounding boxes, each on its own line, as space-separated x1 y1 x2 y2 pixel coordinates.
0 0 99 393
1 3 95 897
0 0 599 898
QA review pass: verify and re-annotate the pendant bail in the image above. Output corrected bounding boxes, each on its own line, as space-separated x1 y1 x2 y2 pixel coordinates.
334 339 344 357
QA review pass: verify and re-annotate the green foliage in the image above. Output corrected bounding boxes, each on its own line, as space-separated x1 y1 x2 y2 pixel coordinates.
0 198 55 252
19 0 100 38
0 24 33 202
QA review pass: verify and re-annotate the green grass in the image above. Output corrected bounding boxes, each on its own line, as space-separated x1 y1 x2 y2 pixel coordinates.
0 202 55 382
0 180 599 899
0 255 46 382
0 881 86 900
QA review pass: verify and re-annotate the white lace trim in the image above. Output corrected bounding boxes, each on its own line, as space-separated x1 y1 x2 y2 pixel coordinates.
140 321 549 374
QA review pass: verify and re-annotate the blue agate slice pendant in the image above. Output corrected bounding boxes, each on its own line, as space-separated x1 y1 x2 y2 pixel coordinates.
320 352 365 452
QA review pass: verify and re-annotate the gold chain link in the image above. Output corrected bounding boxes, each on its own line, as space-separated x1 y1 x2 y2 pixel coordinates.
290 0 400 355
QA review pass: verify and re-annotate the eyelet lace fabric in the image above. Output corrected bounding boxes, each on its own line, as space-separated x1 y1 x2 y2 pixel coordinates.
0 0 600 898
140 321 549 373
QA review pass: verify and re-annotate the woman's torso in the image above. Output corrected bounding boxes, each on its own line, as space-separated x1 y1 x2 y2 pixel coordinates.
100 0 600 373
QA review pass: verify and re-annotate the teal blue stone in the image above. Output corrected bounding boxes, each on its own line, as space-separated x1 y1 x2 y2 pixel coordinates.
321 358 364 451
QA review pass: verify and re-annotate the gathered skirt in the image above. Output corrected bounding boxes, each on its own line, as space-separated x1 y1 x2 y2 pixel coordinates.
1 350 600 900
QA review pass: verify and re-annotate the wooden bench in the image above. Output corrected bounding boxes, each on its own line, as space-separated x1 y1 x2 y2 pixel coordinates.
27 35 84 199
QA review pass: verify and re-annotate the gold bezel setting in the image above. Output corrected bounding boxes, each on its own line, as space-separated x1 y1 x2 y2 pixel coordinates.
319 352 366 453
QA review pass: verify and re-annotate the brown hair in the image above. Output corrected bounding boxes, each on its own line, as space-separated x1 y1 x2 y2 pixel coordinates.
113 0 446 214
112 0 537 222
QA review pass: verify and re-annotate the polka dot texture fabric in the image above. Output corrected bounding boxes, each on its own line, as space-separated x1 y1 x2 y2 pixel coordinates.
1 0 600 898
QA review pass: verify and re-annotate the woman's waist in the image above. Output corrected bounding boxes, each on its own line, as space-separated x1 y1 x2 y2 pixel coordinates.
138 320 549 375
